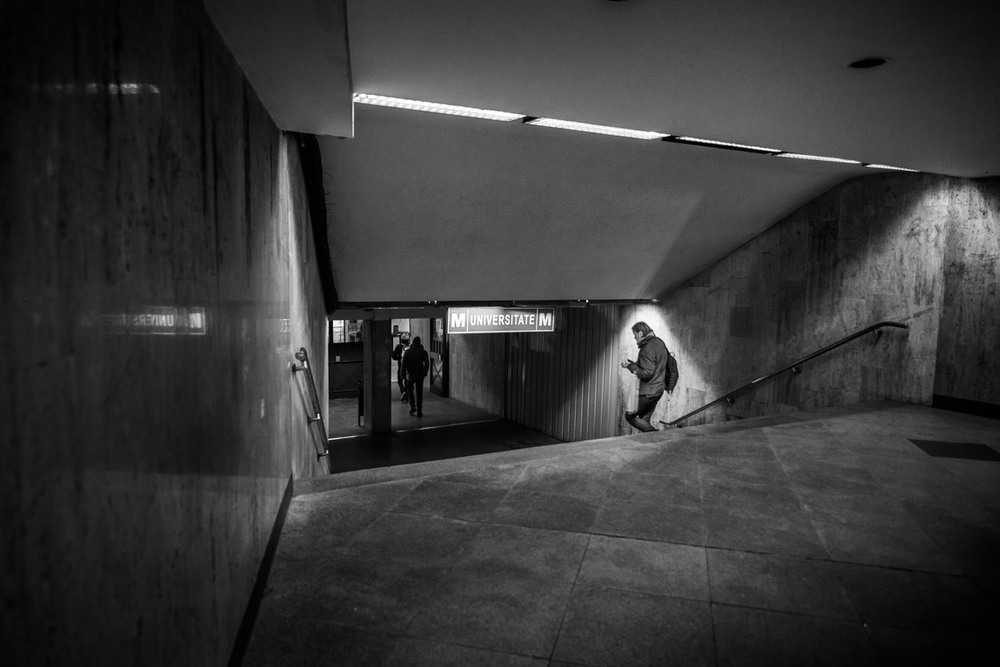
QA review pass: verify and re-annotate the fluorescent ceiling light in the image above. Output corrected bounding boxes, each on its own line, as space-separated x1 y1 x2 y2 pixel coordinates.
526 117 668 140
775 152 861 165
864 163 919 172
352 93 525 122
674 136 781 153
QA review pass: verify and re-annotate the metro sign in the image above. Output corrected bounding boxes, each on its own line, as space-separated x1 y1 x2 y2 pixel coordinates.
448 307 555 334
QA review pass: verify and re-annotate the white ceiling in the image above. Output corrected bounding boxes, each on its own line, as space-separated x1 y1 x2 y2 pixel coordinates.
207 0 1000 306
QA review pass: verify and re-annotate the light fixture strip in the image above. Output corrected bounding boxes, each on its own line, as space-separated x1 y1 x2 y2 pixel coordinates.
352 93 525 122
775 152 861 165
864 163 919 172
674 136 781 153
526 117 668 140
354 93 908 169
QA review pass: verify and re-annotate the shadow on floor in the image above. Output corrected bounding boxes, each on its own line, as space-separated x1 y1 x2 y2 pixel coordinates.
326 389 561 474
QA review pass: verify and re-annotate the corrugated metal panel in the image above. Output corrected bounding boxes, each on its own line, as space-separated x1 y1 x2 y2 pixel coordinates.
502 305 621 442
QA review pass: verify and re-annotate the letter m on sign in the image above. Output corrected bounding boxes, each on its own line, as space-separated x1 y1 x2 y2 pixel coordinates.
449 308 468 333
537 309 554 331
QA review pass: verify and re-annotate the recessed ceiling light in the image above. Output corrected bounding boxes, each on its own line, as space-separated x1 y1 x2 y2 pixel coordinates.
849 57 888 69
525 117 668 140
352 93 525 122
776 152 861 165
672 136 782 153
864 163 919 172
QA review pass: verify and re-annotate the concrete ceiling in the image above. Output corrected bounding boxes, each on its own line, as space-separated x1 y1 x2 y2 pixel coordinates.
207 0 1000 306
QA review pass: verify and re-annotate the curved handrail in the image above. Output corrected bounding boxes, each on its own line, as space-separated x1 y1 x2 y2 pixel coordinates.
292 347 329 459
660 321 908 428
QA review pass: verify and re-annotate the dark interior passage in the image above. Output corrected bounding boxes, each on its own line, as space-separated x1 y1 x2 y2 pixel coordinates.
327 391 561 473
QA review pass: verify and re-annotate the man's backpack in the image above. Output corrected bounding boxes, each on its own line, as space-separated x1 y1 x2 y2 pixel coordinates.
666 351 679 392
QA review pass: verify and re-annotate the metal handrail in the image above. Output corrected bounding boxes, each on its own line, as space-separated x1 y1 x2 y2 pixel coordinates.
660 321 908 428
292 347 329 459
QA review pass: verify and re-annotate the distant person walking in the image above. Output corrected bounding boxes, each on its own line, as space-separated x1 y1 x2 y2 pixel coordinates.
403 336 430 417
621 321 669 432
391 335 409 401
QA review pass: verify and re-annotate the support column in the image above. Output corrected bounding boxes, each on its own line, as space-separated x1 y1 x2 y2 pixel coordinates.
363 319 392 434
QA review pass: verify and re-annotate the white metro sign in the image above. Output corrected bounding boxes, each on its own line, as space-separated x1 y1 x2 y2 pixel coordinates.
448 307 555 334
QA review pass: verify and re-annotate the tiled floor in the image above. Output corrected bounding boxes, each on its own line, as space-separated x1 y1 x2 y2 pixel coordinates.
246 403 1000 665
326 391 562 473
328 389 505 439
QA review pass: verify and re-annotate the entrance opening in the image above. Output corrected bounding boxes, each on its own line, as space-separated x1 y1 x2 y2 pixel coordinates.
326 316 560 473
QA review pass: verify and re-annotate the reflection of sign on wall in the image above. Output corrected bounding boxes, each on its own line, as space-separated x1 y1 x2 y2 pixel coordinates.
448 307 555 334
99 307 207 335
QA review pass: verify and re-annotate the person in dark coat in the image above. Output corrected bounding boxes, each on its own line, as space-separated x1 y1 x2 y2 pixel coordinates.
621 321 669 432
391 335 409 401
402 336 430 416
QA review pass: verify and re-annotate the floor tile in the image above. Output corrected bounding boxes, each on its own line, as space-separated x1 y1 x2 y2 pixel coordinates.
405 573 572 657
834 562 999 633
701 477 802 514
512 461 615 500
864 624 999 667
704 506 829 559
616 441 699 476
812 519 962 573
384 637 547 666
452 524 589 583
779 460 884 496
792 486 908 528
576 534 710 600
427 462 529 489
244 617 397 666
277 503 383 555
493 489 600 533
605 469 701 507
917 523 1000 577
392 478 509 521
706 548 857 620
552 586 714 666
592 498 707 545
711 604 878 667
348 513 480 571
312 478 423 510
698 458 788 486
262 552 443 631
697 437 777 462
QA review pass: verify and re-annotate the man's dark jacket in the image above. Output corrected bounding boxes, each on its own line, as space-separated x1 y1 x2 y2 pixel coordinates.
627 332 668 395
402 341 429 379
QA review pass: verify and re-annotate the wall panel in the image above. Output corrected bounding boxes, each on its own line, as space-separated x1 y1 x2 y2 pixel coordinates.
644 173 996 427
1 2 329 664
935 177 1000 406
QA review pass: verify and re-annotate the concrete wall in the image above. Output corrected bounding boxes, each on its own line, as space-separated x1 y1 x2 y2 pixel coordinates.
643 173 998 427
1 2 329 664
449 174 998 438
450 332 508 417
935 177 1000 406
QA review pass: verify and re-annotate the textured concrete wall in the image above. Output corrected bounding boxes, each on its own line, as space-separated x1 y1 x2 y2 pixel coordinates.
646 173 991 427
935 177 1000 405
450 333 508 417
1 2 328 664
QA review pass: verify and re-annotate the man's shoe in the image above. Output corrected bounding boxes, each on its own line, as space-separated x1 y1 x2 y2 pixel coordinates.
409 409 416 416
400 394 407 402
417 411 423 417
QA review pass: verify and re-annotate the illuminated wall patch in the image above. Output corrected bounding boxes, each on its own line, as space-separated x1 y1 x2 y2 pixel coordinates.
448 307 555 334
